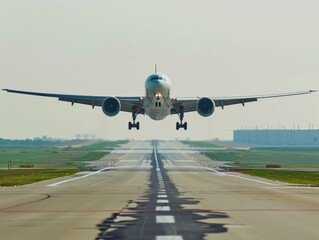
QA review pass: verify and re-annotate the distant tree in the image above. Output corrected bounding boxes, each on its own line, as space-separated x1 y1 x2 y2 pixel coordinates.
83 134 89 140
75 134 82 140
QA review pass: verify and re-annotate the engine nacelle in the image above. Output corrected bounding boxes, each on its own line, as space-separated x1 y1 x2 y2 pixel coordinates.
196 97 215 117
102 97 121 117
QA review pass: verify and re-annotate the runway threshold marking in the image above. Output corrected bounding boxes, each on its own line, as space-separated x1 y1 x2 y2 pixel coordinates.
47 167 111 187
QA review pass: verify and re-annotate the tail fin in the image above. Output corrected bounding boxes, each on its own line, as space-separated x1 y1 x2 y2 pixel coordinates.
155 64 157 73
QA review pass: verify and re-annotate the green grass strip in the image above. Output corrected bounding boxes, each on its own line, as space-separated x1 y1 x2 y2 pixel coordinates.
181 141 221 148
235 169 319 186
0 169 81 187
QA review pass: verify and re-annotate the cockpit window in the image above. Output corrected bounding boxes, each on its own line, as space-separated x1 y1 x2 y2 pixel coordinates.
149 75 164 81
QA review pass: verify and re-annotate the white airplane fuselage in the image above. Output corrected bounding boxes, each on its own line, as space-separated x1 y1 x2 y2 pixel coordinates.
144 73 172 120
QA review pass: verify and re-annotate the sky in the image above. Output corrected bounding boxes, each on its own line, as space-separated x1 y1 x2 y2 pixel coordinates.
1 0 318 140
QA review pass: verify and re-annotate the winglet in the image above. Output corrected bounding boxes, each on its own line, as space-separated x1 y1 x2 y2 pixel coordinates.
2 89 8 91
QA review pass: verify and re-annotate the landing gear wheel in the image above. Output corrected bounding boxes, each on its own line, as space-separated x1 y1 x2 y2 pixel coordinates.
176 122 187 130
128 121 140 130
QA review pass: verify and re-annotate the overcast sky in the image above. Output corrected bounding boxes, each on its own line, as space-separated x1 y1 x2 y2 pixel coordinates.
1 0 318 140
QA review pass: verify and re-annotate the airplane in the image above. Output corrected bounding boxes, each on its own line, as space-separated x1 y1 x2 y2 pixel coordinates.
2 66 316 130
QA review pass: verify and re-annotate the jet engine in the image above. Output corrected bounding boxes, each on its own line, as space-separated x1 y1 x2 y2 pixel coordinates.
196 97 215 117
102 97 121 117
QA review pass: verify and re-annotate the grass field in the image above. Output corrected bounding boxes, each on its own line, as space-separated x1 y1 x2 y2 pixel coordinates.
184 141 319 184
202 148 319 168
235 169 319 186
0 140 128 168
183 141 319 168
182 140 222 149
0 169 81 187
0 140 128 186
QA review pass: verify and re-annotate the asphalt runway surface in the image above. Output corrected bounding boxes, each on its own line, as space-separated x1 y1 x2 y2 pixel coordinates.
0 140 318 240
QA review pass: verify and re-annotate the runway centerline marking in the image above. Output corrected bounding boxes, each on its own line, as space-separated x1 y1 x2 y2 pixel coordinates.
156 206 171 211
156 215 175 223
154 141 182 239
158 195 168 198
156 236 183 240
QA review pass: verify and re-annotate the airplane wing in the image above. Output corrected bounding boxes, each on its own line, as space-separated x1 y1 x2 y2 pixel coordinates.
171 90 316 114
2 89 144 113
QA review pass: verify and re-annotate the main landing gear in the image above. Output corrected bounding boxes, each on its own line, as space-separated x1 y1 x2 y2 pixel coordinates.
176 121 187 130
129 121 139 130
176 107 187 130
128 107 142 130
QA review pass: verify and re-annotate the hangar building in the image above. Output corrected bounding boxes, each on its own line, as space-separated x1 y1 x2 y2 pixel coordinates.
233 129 319 146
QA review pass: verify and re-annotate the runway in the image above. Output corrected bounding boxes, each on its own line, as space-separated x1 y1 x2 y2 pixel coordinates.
0 141 318 240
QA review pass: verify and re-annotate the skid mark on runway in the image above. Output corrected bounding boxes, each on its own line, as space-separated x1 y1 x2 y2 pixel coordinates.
96 141 228 240
0 194 51 211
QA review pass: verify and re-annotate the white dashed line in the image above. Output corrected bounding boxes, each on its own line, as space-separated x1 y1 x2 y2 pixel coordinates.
158 195 168 198
156 236 183 240
154 142 180 238
156 215 175 223
156 206 171 211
